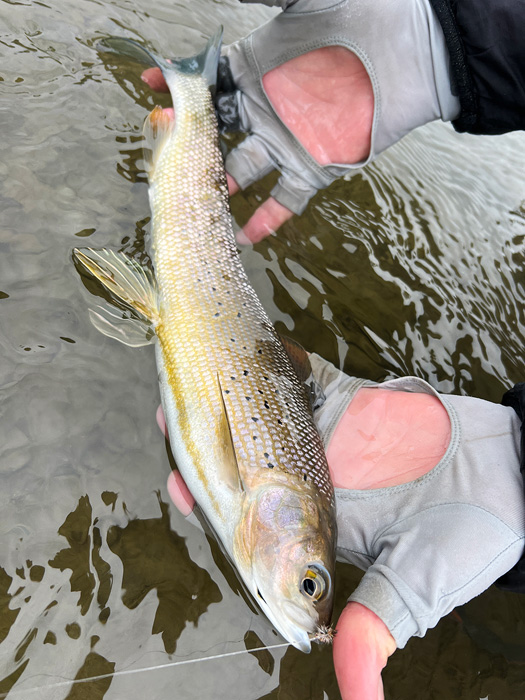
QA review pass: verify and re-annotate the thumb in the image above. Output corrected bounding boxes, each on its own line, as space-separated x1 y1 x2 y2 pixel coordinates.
238 196 294 244
333 602 396 700
236 169 319 242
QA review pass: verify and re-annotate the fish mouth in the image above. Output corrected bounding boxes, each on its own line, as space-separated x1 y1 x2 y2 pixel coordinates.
251 582 315 653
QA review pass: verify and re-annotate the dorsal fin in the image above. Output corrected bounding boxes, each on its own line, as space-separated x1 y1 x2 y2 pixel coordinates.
279 335 312 383
279 335 326 411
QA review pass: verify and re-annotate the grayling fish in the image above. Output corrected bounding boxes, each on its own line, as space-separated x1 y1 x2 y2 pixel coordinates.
74 29 337 652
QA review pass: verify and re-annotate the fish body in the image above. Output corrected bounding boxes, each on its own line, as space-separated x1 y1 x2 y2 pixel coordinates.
75 31 336 652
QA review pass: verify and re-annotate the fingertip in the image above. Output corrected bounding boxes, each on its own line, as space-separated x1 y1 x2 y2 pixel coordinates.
141 67 169 93
226 172 240 196
241 197 294 243
156 404 168 438
235 229 253 246
167 470 196 517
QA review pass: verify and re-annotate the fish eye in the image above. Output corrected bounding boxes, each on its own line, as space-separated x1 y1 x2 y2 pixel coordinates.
300 564 331 602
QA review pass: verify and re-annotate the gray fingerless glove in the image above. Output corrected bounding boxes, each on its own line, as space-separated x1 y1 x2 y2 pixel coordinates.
307 353 368 449
219 0 460 215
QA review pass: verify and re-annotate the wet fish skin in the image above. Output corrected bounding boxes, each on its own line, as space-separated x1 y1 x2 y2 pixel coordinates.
75 30 337 652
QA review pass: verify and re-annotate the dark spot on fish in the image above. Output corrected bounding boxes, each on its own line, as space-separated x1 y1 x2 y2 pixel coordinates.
237 312 242 318
252 417 258 423
212 286 216 291
243 370 249 376
214 312 220 317
264 401 270 409
218 301 223 306
263 376 269 381
225 390 230 395
257 588 266 603
303 474 307 482
258 389 263 394
253 436 257 441
231 338 235 342
267 463 274 469
245 396 251 401
230 376 235 381
277 419 283 425
257 349 262 355
264 452 269 459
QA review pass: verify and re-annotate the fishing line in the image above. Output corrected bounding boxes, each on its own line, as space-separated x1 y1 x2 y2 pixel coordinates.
0 642 290 697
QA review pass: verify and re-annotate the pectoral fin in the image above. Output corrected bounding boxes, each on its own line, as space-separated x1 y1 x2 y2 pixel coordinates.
74 247 159 322
89 304 156 347
74 247 160 346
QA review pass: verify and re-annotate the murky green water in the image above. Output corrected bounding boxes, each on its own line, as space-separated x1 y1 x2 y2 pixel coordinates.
1 1 524 698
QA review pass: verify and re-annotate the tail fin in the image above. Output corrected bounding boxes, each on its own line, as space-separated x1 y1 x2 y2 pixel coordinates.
168 28 223 92
99 27 223 92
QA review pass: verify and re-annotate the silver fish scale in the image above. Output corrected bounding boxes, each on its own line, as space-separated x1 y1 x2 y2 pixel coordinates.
149 72 334 510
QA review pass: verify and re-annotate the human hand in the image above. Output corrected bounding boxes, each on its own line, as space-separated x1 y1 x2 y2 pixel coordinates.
143 0 459 242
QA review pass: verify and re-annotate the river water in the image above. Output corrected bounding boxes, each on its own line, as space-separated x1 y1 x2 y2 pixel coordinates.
1 1 524 698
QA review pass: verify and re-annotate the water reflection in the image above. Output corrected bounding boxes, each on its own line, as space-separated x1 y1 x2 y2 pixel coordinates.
64 650 115 700
107 495 222 655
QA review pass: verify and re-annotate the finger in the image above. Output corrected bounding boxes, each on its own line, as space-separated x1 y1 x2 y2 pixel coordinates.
237 196 294 244
167 470 196 517
226 172 239 196
156 404 169 438
141 67 169 92
157 407 196 515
